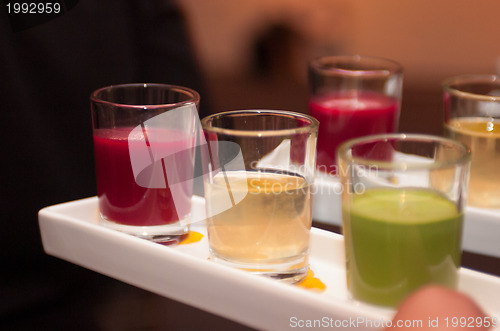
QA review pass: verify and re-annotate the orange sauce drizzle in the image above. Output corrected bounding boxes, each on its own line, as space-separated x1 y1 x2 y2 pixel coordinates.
178 231 204 245
297 268 327 292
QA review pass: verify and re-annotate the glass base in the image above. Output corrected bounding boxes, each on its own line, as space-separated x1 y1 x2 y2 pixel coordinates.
100 214 190 245
209 251 309 284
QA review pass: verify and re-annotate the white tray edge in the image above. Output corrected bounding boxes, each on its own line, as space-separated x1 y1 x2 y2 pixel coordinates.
38 197 500 330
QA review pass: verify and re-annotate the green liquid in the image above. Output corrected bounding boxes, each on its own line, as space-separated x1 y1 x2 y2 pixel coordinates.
344 188 463 307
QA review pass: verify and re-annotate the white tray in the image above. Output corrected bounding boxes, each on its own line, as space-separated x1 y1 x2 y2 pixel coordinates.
313 175 500 259
39 196 500 331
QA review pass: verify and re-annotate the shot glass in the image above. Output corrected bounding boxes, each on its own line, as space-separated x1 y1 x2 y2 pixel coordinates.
91 83 200 244
201 110 319 283
443 75 500 209
309 55 403 174
338 134 470 307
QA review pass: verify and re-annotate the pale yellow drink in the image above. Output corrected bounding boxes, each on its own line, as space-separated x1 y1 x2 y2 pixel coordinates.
205 170 311 271
445 117 500 208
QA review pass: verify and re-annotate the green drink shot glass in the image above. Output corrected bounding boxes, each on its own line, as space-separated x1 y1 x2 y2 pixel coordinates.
337 134 470 307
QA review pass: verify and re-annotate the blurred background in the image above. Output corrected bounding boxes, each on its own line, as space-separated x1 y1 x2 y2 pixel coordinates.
2 0 499 330
179 0 500 135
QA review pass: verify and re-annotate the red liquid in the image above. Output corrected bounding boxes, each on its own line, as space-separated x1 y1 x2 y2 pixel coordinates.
309 91 399 173
93 128 194 226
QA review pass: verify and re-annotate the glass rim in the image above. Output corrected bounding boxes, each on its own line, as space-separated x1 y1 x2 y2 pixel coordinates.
90 83 200 109
337 133 470 170
442 74 500 102
201 109 319 137
309 55 403 78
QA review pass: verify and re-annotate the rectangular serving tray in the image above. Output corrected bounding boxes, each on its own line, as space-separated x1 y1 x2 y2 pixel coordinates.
39 196 500 330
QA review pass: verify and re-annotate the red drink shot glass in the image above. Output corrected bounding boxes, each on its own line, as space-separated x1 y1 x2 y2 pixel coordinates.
91 83 200 244
308 55 403 175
